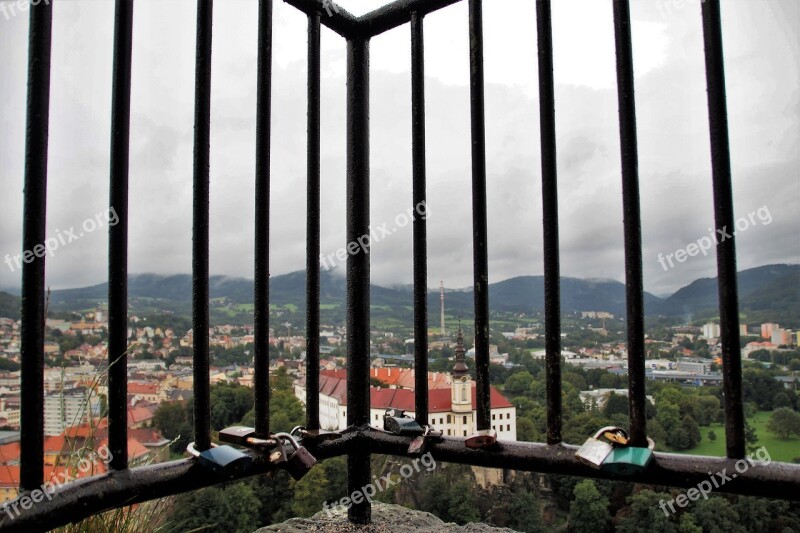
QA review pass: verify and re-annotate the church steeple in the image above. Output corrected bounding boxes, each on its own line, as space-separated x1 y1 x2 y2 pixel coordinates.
452 323 468 378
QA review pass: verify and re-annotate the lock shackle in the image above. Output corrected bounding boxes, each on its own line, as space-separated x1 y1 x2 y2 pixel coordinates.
290 426 305 438
186 441 218 458
274 432 300 452
592 426 628 441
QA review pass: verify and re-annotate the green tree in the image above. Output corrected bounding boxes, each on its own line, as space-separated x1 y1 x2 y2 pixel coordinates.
766 407 800 439
290 464 329 517
708 429 717 442
507 490 545 533
692 497 746 533
615 489 679 533
210 383 255 430
569 479 610 533
505 371 534 396
603 391 629 418
169 482 261 533
153 401 192 453
446 480 480 524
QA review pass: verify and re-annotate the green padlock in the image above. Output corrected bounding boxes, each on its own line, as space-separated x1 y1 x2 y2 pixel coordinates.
602 437 655 475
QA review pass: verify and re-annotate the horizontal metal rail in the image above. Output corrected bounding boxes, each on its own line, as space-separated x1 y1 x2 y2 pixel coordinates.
3 429 798 531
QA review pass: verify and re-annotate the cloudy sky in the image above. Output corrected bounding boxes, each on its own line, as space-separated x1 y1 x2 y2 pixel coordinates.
0 0 797 297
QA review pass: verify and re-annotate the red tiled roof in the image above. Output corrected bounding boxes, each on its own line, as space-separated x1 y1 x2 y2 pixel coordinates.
129 383 159 395
314 371 513 412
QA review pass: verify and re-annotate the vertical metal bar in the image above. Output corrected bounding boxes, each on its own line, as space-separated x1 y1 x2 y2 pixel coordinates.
701 0 744 459
345 37 371 525
192 0 213 452
612 0 646 447
254 0 273 438
108 0 134 470
305 12 321 431
410 12 429 427
20 0 52 491
468 0 490 431
535 0 562 445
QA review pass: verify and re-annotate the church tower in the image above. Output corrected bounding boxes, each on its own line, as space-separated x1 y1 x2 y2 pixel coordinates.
451 325 472 413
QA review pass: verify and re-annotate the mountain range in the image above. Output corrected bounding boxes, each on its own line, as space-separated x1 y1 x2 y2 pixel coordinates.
1 264 796 325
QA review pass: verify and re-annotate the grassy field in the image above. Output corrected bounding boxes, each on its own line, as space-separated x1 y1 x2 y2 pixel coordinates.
674 411 800 463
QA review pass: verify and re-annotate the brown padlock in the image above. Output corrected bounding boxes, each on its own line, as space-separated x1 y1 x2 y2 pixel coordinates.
465 429 497 449
275 432 317 480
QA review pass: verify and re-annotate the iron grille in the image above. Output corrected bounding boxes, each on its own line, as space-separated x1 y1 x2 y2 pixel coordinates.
5 0 799 530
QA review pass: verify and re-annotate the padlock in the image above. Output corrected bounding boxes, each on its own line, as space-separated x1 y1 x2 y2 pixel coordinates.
290 426 342 443
408 426 444 455
384 409 424 436
602 437 655 475
219 426 277 448
187 442 252 477
465 429 497 449
275 432 317 480
575 426 628 469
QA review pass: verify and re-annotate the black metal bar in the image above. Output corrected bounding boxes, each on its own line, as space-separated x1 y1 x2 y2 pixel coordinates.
701 0 744 459
192 0 213 452
612 0 647 448
410 12 429 427
468 0 490 432
345 37 371 525
306 12 321 431
254 0 273 439
19 0 52 492
5 429 799 531
358 0 463 38
282 0 358 38
107 0 134 471
535 0 562 446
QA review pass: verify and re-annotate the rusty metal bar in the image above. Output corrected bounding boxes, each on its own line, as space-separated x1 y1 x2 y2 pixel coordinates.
306 11 322 430
345 37 371 524
254 0 274 439
701 0 745 459
19 0 52 492
411 11 429 427
535 0 562 445
3 430 798 531
358 0 463 38
282 0 358 37
192 0 213 452
612 0 647 448
468 0 490 432
107 0 134 470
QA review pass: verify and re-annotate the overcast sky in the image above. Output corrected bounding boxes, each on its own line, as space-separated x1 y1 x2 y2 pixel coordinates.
0 0 797 297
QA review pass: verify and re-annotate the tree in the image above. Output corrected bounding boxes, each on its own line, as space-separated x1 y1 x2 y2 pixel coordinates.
169 482 261 533
153 401 192 453
707 429 716 442
446 480 480 524
615 489 679 533
290 464 329 517
505 371 534 396
766 407 800 439
569 480 610 533
507 490 545 533
603 391 629 418
692 497 746 533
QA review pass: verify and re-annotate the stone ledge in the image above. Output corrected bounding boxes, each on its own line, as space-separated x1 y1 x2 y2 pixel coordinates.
255 502 520 533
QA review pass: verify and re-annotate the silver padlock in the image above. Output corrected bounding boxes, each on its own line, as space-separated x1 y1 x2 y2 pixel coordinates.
275 432 317 480
575 426 628 469
409 425 444 455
